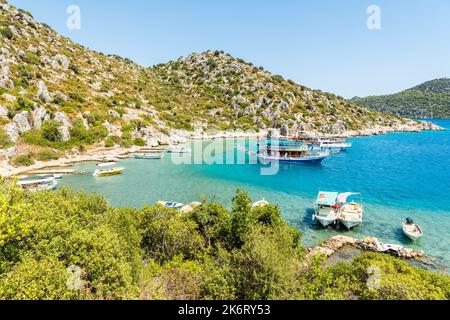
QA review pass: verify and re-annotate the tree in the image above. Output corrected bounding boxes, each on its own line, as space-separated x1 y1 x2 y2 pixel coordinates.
189 202 231 248
230 226 301 300
229 190 254 249
42 120 62 142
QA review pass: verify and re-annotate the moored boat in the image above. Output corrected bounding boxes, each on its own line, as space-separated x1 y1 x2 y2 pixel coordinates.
317 139 352 152
93 167 124 177
97 162 117 167
402 218 423 241
337 192 364 229
18 176 58 192
134 153 164 160
257 139 329 164
157 201 185 209
167 145 192 154
251 198 270 209
313 192 340 227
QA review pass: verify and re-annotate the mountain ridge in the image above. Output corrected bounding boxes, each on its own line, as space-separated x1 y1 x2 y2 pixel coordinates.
352 78 450 118
0 0 441 168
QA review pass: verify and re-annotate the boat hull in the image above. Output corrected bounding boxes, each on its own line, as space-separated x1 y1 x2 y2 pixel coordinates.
135 154 164 160
93 168 124 177
314 215 337 227
258 155 327 164
402 224 423 241
340 220 362 230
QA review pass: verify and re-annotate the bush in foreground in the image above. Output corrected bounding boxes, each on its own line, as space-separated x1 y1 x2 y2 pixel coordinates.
0 183 448 300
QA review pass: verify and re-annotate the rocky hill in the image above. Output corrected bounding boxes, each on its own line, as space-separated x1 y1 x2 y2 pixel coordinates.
0 0 440 168
352 78 450 118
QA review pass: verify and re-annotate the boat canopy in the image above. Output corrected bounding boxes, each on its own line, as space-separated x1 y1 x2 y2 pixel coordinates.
337 192 360 203
317 192 338 206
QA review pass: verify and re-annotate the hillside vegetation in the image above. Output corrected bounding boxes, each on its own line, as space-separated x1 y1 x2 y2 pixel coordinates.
353 78 450 118
0 181 449 300
0 0 438 167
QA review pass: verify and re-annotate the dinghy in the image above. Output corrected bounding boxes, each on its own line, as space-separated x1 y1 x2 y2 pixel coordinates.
167 145 191 154
97 162 117 167
402 218 423 241
157 201 185 209
251 198 270 209
337 192 364 229
93 167 124 177
134 153 164 160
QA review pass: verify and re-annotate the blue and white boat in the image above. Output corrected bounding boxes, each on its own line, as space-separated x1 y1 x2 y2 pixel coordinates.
157 201 185 209
257 139 329 164
313 192 340 227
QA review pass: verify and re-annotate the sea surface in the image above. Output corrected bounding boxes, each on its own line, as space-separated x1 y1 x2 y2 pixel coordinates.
59 119 450 266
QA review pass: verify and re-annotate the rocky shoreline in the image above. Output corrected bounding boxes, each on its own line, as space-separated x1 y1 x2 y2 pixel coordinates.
1 120 445 178
306 235 441 268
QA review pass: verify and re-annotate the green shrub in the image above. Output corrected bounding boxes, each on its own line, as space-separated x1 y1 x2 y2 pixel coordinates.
22 51 41 65
11 154 35 167
133 138 146 147
34 150 60 161
0 27 14 40
104 138 115 148
0 128 12 149
42 120 62 142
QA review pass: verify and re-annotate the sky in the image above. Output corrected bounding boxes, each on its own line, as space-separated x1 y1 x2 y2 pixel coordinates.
8 0 450 98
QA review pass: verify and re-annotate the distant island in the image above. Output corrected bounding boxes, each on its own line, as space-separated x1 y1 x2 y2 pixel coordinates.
352 78 450 119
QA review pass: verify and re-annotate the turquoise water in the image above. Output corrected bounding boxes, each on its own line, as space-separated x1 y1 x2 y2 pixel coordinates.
60 120 450 266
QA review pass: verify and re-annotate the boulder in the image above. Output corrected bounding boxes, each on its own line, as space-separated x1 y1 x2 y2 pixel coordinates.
13 111 31 133
108 110 121 119
37 80 51 103
54 112 71 141
54 54 70 69
32 107 50 128
0 105 8 118
2 93 16 102
5 123 20 142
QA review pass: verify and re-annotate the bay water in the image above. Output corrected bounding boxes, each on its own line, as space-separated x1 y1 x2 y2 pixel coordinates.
60 120 450 266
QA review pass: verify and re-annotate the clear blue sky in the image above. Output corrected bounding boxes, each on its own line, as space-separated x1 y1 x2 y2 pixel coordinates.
8 0 450 98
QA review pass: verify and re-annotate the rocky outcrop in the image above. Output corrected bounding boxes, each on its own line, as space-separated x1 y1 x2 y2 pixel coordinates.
37 81 51 103
306 235 426 263
2 93 16 102
0 105 8 118
5 123 20 142
32 107 50 128
54 112 71 141
0 58 14 90
13 111 31 133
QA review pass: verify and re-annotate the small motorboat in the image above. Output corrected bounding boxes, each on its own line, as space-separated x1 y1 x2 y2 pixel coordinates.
402 218 423 241
157 201 185 209
93 167 124 177
18 176 58 192
134 153 164 160
251 198 270 209
97 162 117 167
313 192 340 227
167 145 192 154
337 192 364 229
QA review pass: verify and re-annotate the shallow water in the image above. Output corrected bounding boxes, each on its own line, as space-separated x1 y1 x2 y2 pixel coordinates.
59 119 450 266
